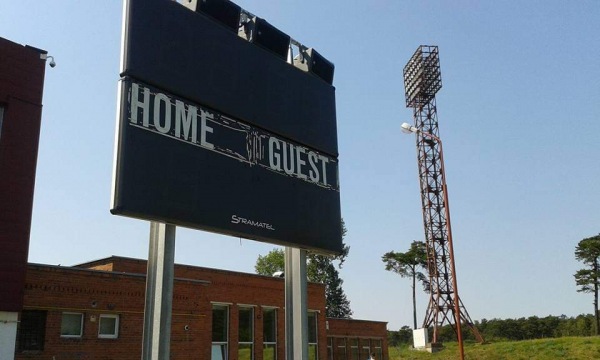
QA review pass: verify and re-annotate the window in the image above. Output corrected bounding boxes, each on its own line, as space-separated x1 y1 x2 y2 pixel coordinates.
17 310 47 352
262 307 277 360
372 339 382 360
360 339 370 360
238 307 254 360
212 304 229 360
349 338 359 360
98 314 119 339
327 337 333 360
61 312 83 338
308 311 318 360
335 338 346 360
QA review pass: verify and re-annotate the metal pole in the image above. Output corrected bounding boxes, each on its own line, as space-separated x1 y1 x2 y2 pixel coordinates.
422 133 465 360
285 247 308 360
283 46 309 360
142 221 176 360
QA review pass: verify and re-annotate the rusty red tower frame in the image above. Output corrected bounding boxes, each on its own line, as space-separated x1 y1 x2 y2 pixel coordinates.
402 46 484 350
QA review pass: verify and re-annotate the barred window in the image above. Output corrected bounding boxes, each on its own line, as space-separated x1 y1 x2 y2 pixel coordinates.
17 310 47 352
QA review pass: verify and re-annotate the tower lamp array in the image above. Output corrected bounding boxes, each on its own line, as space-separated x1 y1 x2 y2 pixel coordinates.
402 46 484 360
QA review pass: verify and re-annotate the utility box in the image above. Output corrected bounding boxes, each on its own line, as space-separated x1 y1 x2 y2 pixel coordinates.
412 328 428 349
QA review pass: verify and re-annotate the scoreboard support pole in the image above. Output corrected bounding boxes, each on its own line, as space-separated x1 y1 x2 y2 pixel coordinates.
285 247 309 360
142 222 176 360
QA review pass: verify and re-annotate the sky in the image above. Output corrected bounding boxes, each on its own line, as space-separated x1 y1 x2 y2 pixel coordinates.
2 0 599 331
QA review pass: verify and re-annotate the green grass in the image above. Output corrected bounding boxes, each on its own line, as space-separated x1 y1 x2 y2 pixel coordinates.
389 337 600 360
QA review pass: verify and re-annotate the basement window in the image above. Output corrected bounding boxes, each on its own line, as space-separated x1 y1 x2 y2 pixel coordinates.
98 314 119 339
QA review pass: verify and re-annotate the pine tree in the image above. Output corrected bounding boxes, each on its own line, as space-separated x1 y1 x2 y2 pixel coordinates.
574 233 600 335
382 241 429 329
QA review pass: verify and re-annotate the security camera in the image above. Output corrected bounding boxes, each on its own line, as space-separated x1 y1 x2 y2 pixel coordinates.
41 54 56 68
184 325 190 331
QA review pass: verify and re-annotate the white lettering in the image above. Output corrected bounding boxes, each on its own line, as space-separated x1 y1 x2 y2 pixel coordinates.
282 141 295 175
318 154 329 186
200 111 214 150
268 136 332 186
130 83 150 127
127 82 337 190
269 137 281 171
153 93 171 134
296 147 307 180
175 100 197 143
231 214 275 231
308 151 319 183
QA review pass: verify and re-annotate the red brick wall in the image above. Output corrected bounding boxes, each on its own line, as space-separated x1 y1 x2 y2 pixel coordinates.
19 259 387 360
327 318 389 360
0 37 47 312
19 259 330 360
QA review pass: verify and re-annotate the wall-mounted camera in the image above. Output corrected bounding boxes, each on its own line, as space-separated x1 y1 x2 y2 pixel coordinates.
40 53 56 68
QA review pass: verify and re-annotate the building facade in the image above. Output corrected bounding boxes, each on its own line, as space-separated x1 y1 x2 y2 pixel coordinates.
16 256 387 360
0 36 47 360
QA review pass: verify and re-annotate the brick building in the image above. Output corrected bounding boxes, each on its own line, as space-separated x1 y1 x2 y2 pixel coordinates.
0 36 47 360
16 256 388 360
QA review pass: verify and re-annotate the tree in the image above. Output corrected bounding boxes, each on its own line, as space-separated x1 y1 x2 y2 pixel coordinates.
382 241 429 329
255 248 285 276
574 233 600 335
254 219 352 318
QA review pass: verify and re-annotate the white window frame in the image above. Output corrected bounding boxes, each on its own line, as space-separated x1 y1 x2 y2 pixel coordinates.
350 338 359 360
212 304 229 360
98 314 120 339
238 306 254 360
308 310 318 360
336 337 347 360
60 312 84 338
372 339 383 360
360 338 371 360
262 306 277 360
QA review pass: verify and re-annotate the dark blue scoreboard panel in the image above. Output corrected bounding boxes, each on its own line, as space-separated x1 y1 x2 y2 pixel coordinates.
112 0 342 253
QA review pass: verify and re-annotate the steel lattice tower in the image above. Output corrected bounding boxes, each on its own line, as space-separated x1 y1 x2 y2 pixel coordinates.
403 46 484 346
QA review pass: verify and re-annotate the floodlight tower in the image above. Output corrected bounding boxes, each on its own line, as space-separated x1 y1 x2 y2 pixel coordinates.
402 46 484 353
